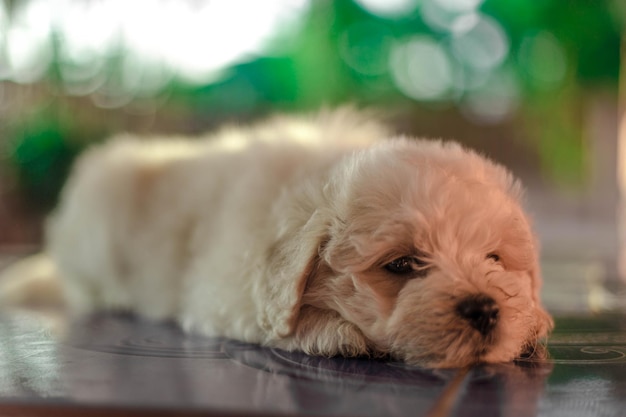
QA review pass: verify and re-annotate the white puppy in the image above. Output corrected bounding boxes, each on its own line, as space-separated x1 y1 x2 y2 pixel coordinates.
4 109 553 368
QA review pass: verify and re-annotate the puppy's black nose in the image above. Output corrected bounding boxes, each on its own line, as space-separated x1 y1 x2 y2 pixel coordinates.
456 294 499 336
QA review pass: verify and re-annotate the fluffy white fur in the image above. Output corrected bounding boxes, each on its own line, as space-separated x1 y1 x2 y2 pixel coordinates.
7 109 553 367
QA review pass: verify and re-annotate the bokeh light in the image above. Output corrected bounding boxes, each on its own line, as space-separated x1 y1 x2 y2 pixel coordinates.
339 21 394 76
353 0 418 18
518 31 568 90
421 0 484 33
4 1 53 84
461 67 519 124
389 36 454 101
449 14 509 72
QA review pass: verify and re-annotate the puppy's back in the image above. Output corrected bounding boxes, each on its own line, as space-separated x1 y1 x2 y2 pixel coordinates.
44 110 389 327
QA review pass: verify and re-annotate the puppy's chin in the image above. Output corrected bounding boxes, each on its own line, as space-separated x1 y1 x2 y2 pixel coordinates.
340 268 553 369
387 316 551 368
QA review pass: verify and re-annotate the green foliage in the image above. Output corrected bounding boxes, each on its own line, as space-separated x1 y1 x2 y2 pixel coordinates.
2 0 623 199
6 107 97 209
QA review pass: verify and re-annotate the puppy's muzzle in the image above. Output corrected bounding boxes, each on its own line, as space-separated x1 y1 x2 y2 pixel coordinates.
456 294 499 336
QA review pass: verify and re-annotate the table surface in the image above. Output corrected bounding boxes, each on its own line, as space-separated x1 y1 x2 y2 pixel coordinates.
0 254 625 417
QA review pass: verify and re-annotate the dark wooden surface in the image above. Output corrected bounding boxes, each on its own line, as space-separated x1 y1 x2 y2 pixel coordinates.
0 308 623 417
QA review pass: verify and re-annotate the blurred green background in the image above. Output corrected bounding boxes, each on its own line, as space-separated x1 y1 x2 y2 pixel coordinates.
0 0 623 245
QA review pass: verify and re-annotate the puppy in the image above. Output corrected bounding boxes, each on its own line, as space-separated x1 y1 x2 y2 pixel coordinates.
3 109 553 368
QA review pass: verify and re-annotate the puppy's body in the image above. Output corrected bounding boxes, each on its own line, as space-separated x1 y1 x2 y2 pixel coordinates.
18 110 552 367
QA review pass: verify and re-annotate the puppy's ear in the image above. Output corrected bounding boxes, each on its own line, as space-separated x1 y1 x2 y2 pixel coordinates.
256 210 327 339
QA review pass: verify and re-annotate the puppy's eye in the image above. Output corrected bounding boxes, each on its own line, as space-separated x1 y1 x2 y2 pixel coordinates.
384 256 428 276
487 253 500 262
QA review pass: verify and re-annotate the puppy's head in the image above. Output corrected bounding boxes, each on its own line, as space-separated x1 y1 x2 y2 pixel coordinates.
264 138 553 368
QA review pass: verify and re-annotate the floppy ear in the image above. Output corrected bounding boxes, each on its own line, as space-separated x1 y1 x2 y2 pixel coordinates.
256 209 328 339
